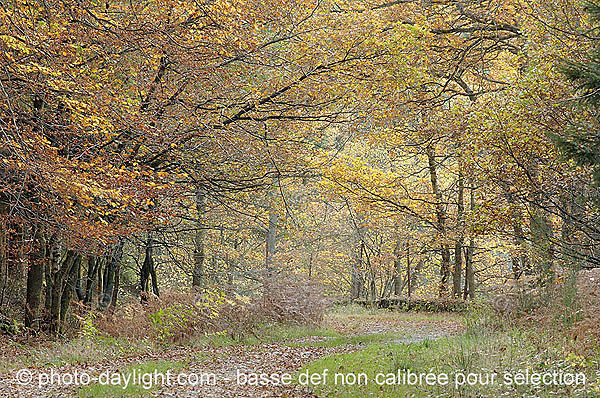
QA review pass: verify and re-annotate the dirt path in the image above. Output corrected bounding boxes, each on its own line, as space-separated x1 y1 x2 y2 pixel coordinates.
0 343 357 397
0 314 463 397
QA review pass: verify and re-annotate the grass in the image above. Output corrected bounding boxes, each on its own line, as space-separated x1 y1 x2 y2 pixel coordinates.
0 323 337 371
300 330 600 397
78 360 186 398
0 335 154 371
185 322 360 348
181 324 337 348
327 304 462 321
0 307 458 372
8 300 595 397
245 323 406 348
298 303 600 398
290 331 413 347
197 320 419 348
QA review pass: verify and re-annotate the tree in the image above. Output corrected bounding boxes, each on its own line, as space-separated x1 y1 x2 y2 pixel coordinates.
556 2 600 184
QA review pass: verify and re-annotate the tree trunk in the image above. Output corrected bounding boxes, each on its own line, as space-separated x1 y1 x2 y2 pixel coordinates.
45 237 59 312
49 250 77 334
192 186 206 290
110 258 121 309
140 232 153 295
427 145 451 297
351 241 364 300
101 239 124 310
369 271 376 304
453 167 464 298
74 255 84 302
464 241 475 299
149 256 159 297
97 258 104 308
393 237 402 297
265 176 279 278
140 232 160 298
463 180 476 299
59 253 81 327
406 241 412 299
84 256 99 305
101 258 112 308
25 232 46 328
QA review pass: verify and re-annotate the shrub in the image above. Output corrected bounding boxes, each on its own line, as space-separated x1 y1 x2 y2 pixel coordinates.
485 275 546 317
554 270 583 327
254 275 328 325
91 276 329 345
94 291 229 344
463 296 506 337
573 268 600 350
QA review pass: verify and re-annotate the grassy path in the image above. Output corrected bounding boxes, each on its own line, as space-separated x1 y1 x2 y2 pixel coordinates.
0 310 464 397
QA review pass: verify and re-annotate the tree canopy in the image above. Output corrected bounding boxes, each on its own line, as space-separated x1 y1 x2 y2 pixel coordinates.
0 0 599 334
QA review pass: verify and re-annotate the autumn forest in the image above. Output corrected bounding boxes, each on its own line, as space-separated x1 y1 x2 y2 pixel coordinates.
1 0 600 397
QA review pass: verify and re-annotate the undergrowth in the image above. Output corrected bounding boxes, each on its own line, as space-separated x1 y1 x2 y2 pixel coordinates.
300 273 600 398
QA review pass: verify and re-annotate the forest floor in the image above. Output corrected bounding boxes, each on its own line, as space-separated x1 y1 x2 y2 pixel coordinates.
0 309 464 397
1 298 598 398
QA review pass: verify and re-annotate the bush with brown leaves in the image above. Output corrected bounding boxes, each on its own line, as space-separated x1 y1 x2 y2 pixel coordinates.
573 268 600 348
93 291 218 343
92 277 329 344
254 275 328 325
